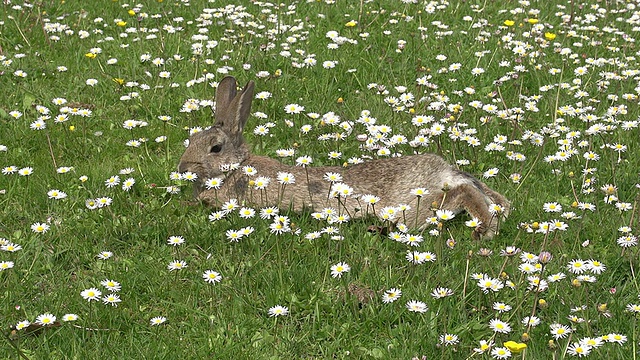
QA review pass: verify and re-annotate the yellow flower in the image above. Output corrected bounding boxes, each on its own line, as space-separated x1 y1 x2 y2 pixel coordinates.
116 21 127 27
527 18 539 24
128 9 136 16
69 125 75 131
345 20 357 27
504 20 515 26
504 341 527 354
337 97 344 104
545 32 557 40
112 78 125 85
85 52 97 59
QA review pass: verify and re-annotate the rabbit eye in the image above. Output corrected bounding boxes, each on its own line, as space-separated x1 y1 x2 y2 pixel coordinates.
210 144 222 153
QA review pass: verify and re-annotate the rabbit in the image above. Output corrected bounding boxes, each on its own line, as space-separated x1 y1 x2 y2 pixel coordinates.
178 76 510 239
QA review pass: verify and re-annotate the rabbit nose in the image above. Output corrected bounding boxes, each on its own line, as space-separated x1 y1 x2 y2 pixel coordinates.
178 162 189 174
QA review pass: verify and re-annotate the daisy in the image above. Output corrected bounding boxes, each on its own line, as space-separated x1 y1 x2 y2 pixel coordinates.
205 177 223 190
100 279 121 292
473 340 493 354
268 305 289 317
238 207 256 219
167 260 187 271
0 261 14 271
62 314 78 322
97 251 113 260
35 313 57 326
435 209 455 221
47 189 67 199
491 347 511 359
201 269 223 284
122 178 135 191
439 333 459 346
15 320 30 330
81 288 102 302
566 342 591 357
150 316 167 326
522 316 541 327
382 288 402 303
102 293 121 306
406 300 428 313
31 222 50 233
1 242 22 252
586 259 606 274
567 259 589 274
550 323 572 339
105 175 120 188
543 202 562 212
493 302 512 313
431 287 454 299
606 333 627 344
259 206 279 220
489 319 512 334
330 262 351 278
167 236 185 246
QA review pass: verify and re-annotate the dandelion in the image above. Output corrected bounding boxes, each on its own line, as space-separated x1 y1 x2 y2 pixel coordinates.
406 300 428 313
330 262 351 278
382 288 402 303
150 316 167 326
203 270 222 284
268 305 289 317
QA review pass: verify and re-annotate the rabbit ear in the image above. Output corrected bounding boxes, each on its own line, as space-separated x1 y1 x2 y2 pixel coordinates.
214 76 238 123
214 77 255 138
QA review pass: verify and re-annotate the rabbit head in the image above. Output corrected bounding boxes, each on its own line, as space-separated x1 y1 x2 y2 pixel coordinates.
178 76 255 194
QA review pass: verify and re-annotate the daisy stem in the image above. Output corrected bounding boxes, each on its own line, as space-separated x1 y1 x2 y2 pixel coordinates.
413 197 421 229
44 130 58 170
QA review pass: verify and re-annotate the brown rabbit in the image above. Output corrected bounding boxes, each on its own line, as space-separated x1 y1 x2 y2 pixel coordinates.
178 76 510 239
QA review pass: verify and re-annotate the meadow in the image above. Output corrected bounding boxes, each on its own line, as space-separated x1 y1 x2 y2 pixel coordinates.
2 0 640 358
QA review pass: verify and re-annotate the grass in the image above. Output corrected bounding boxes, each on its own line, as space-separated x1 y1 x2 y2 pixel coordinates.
2 0 640 358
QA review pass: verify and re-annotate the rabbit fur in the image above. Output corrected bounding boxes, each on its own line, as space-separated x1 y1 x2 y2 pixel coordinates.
178 76 510 239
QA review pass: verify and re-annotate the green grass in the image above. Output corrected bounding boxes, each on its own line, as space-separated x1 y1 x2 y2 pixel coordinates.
2 0 640 358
